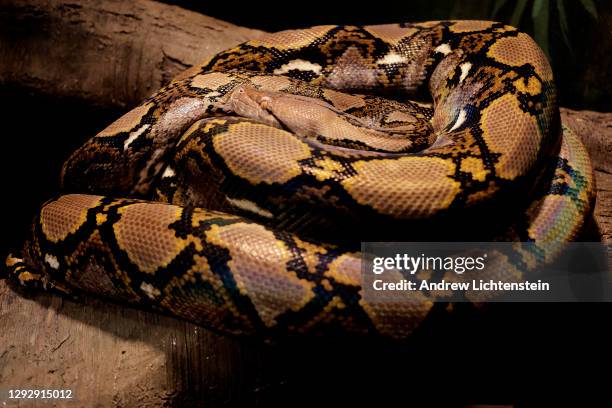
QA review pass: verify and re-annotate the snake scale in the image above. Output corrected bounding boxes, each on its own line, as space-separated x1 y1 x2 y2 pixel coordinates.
5 21 594 340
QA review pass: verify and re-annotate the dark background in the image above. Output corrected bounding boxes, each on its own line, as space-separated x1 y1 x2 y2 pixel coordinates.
1 0 611 405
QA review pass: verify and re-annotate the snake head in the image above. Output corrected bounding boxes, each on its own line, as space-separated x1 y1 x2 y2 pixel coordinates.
222 85 281 128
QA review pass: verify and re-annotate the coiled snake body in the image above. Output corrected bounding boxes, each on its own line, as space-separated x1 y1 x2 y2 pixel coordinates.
6 21 594 340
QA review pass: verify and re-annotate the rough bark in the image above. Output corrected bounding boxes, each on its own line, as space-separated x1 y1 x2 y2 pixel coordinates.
0 0 264 109
0 1 611 407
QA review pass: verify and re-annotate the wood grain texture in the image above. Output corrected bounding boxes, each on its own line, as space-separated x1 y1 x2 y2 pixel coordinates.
0 0 264 109
0 282 282 407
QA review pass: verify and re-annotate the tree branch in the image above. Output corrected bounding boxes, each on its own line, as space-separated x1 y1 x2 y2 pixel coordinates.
0 0 264 109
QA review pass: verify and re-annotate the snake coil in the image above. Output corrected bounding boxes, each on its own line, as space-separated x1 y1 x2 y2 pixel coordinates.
6 21 593 340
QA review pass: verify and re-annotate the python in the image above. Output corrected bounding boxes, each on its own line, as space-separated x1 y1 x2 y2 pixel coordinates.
4 22 593 340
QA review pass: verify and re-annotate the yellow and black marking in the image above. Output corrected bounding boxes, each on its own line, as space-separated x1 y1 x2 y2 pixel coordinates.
4 21 594 340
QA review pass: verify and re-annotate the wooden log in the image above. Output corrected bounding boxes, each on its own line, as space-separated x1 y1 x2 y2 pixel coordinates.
0 0 264 109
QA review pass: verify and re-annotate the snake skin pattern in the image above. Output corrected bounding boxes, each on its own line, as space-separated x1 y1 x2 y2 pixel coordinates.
5 21 594 340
